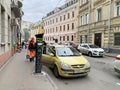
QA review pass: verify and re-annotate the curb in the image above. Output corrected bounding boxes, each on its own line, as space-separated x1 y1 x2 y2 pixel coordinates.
104 54 117 58
45 72 59 90
33 71 59 90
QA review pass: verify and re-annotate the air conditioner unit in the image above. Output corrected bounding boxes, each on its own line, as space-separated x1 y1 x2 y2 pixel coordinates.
11 18 18 26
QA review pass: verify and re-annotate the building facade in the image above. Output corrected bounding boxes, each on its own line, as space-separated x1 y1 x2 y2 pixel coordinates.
21 20 32 42
77 0 120 53
43 0 77 44
0 0 23 67
30 21 44 40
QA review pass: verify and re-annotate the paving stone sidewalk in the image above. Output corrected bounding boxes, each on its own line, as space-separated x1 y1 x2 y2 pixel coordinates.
0 49 58 90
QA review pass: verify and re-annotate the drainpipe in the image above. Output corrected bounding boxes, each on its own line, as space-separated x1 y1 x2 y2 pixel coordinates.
88 0 91 43
107 0 111 53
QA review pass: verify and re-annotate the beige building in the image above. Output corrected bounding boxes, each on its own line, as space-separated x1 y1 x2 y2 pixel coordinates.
43 0 77 44
0 0 23 67
21 20 32 42
30 21 44 39
77 0 120 53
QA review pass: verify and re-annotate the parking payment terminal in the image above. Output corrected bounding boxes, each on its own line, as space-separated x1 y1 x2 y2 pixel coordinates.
35 34 43 73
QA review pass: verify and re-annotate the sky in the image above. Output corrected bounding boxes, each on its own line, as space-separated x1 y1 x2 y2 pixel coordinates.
22 0 66 23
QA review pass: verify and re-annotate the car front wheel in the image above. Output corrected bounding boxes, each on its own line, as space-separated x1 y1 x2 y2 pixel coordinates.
53 65 59 78
88 52 92 57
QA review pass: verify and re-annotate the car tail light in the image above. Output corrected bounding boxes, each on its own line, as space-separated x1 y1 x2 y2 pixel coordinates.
116 57 120 60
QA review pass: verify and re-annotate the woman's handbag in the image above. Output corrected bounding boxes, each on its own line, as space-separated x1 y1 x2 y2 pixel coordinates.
26 50 30 59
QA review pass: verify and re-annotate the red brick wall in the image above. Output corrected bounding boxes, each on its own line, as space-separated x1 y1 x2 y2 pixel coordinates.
0 47 17 68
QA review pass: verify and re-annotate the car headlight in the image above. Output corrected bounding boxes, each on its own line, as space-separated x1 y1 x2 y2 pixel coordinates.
93 50 98 53
85 62 90 68
60 62 71 70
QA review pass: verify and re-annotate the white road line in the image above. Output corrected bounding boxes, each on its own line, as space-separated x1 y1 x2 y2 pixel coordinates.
116 83 120 86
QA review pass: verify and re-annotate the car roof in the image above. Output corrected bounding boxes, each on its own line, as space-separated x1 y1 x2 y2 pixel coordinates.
49 44 71 48
80 43 93 45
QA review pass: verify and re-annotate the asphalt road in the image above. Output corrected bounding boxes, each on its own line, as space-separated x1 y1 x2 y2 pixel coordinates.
42 55 120 90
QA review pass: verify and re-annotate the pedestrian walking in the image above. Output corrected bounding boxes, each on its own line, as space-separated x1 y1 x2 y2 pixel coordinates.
22 41 24 49
28 37 36 62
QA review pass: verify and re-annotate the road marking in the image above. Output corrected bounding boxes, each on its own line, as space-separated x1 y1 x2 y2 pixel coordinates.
116 83 120 86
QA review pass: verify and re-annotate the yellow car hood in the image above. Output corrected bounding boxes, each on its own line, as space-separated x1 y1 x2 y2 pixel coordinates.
58 56 88 65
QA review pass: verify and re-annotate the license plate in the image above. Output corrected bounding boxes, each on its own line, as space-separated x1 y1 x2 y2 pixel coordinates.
74 70 85 73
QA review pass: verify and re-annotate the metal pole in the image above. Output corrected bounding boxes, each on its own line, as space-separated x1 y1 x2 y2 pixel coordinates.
87 0 91 43
107 0 111 52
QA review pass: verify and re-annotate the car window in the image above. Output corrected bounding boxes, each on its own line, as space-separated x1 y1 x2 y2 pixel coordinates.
43 46 49 54
56 47 80 57
49 46 56 54
89 45 99 48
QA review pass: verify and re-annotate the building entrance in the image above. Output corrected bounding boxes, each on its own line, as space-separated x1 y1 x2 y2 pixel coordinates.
94 33 102 47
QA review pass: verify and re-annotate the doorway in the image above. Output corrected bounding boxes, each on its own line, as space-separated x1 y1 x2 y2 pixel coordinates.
94 33 102 47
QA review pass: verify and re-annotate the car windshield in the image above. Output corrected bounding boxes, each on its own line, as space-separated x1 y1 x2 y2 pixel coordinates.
89 45 99 48
56 47 80 57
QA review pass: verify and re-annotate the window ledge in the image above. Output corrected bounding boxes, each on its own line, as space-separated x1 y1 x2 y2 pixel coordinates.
1 43 5 46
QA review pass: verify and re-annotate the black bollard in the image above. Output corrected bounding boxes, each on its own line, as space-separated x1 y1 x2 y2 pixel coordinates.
35 34 43 73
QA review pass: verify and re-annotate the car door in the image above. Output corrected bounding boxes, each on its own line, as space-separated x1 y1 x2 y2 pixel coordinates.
78 44 84 53
82 45 89 54
42 46 55 68
83 45 89 54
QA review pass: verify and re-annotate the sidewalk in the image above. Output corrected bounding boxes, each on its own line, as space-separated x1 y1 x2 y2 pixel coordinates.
104 52 119 58
0 49 58 90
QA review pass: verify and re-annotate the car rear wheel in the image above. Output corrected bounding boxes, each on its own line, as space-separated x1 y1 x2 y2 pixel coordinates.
53 65 59 78
88 52 92 57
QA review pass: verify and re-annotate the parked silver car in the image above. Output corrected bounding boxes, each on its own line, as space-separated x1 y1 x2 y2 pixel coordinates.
114 55 120 74
77 43 105 57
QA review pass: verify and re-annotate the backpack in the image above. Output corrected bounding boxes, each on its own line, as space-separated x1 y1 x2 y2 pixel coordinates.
28 41 36 50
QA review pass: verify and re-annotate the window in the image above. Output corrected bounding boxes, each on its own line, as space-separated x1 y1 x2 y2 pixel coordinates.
71 35 74 41
72 23 74 30
60 26 62 31
56 27 58 32
114 33 120 45
68 13 70 19
63 25 65 31
85 35 88 43
1 8 5 43
72 11 74 18
53 28 54 32
64 15 66 20
116 1 120 16
56 18 58 22
97 8 102 21
63 36 65 41
80 16 83 25
48 21 49 25
67 24 69 30
80 36 82 43
60 36 62 41
67 36 69 41
53 19 54 24
85 13 89 24
60 16 62 21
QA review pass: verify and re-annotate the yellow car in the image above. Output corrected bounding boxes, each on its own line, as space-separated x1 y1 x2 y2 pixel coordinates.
42 45 90 77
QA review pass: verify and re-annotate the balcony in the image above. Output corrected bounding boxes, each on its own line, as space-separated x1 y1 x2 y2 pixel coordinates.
11 1 22 18
93 20 107 28
79 1 89 13
94 0 106 6
17 0 23 8
11 18 19 26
